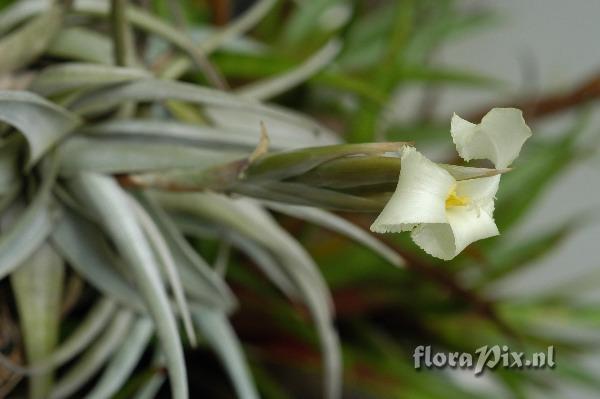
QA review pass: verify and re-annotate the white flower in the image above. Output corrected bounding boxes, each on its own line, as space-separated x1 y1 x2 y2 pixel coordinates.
371 108 531 260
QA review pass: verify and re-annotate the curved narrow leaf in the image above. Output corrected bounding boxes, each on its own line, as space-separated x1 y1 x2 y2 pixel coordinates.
51 208 144 310
129 196 197 347
192 308 260 399
155 192 341 399
37 298 118 370
0 91 80 168
236 39 341 101
0 183 58 281
0 5 63 75
173 214 299 299
227 233 299 299
49 310 134 399
86 317 154 399
69 173 188 399
58 136 246 176
264 202 405 267
47 27 113 64
135 193 236 311
68 78 331 135
31 63 150 96
82 119 325 150
10 244 64 399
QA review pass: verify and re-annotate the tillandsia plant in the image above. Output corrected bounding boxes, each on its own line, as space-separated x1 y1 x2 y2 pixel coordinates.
0 1 597 399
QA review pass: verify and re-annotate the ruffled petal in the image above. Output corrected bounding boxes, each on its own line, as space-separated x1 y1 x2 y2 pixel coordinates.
411 206 499 260
370 147 455 233
411 223 456 260
451 108 532 168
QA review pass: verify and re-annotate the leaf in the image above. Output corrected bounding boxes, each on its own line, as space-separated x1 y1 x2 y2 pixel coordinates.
51 208 144 310
47 27 113 64
225 232 299 299
0 161 59 280
155 193 342 399
129 196 197 347
264 202 405 267
82 119 306 150
135 193 236 311
86 317 154 399
49 310 134 399
234 181 386 212
0 5 63 75
31 63 150 96
10 244 64 399
68 78 330 136
0 91 80 168
58 136 246 176
34 298 118 371
192 308 260 399
236 39 342 101
68 173 188 399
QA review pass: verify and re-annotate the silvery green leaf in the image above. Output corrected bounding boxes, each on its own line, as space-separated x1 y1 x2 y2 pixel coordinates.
86 317 154 399
58 136 246 175
174 214 299 299
192 308 259 399
0 176 59 280
129 196 197 347
69 173 188 399
264 202 405 267
229 199 341 399
205 107 341 147
10 244 64 399
47 28 113 64
83 119 263 149
236 39 341 101
68 78 330 135
155 193 341 399
0 0 45 34
222 231 299 299
0 91 80 168
82 119 318 150
49 310 134 399
51 209 143 310
34 298 118 371
31 63 150 96
136 193 236 311
0 5 63 75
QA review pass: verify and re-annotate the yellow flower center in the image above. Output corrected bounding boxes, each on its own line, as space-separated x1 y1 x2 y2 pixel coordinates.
445 186 470 208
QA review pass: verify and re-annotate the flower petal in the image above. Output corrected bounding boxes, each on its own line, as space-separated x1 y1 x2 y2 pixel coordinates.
370 147 455 233
411 207 499 260
447 206 499 255
451 108 532 168
410 223 456 260
455 175 500 207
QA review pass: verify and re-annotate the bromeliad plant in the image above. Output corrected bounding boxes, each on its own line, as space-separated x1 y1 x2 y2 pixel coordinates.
0 1 583 399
